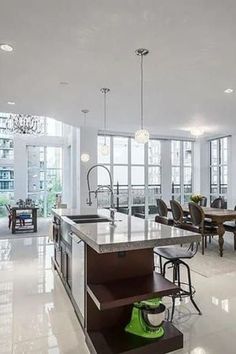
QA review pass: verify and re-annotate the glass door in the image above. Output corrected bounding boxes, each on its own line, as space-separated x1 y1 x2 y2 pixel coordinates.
27 146 62 217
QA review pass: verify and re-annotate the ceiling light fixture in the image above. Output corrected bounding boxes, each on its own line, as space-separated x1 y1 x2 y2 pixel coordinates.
100 88 110 156
80 109 90 163
224 88 234 94
6 114 43 135
7 101 15 105
190 127 204 137
0 44 13 52
134 48 150 144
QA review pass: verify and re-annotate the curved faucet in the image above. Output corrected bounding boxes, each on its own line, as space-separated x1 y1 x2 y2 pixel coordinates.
86 164 115 225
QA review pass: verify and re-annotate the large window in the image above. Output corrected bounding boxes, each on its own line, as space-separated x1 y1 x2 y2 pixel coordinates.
210 137 228 203
97 135 162 215
171 140 193 203
27 146 63 217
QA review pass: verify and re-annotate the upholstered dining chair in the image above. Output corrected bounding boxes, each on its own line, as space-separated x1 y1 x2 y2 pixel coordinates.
5 204 23 229
224 206 236 250
189 202 218 254
155 199 173 226
200 196 207 207
170 199 191 227
211 197 225 209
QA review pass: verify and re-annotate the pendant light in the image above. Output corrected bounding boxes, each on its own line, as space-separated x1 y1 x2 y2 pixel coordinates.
100 88 110 156
80 109 90 163
135 48 150 144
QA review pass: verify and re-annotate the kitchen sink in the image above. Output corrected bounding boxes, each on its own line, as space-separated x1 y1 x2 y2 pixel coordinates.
66 215 111 224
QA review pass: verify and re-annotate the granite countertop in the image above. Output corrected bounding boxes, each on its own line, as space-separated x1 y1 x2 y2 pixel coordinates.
57 208 202 254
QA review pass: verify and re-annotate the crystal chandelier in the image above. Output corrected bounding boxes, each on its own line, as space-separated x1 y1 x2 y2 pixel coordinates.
135 48 150 144
80 109 90 163
100 88 110 156
6 114 43 135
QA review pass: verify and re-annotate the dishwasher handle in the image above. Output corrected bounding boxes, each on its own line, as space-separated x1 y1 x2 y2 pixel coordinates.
69 231 82 244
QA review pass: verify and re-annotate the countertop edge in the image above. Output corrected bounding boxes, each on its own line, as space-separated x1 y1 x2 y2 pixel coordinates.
70 225 201 254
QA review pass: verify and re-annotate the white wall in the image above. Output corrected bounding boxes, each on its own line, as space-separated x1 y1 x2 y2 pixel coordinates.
78 126 98 212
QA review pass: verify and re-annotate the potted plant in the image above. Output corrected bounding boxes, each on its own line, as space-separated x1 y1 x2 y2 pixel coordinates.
190 194 203 204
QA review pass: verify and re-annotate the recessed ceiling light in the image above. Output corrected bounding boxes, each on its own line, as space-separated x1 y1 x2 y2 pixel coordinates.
7 101 15 105
0 44 13 52
224 88 234 94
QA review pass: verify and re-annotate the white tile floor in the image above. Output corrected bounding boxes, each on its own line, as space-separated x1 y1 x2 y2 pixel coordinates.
0 235 236 353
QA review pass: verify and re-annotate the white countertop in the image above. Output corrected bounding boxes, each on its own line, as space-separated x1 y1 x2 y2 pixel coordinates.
60 208 202 253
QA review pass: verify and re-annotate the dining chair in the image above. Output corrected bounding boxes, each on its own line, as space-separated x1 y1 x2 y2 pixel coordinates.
170 199 191 227
200 196 207 207
211 197 225 209
155 199 173 226
5 204 23 229
189 202 218 254
223 205 236 250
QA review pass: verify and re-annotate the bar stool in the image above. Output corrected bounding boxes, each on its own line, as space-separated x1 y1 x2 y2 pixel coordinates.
154 242 201 321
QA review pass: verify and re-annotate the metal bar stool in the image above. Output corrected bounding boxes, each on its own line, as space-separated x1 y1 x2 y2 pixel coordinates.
154 242 202 321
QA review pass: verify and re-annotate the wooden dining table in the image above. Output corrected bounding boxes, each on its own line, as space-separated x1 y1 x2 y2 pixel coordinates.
168 204 236 257
11 206 38 234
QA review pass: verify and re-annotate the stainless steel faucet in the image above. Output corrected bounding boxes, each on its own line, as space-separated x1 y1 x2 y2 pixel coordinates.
86 164 116 225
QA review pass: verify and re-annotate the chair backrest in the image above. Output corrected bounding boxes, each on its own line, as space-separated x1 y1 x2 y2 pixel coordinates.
156 199 168 217
211 197 225 209
5 204 11 214
170 199 184 223
189 202 204 227
200 196 207 207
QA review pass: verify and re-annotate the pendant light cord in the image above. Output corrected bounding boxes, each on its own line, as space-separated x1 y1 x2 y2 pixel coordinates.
104 92 107 144
84 112 86 141
140 53 144 130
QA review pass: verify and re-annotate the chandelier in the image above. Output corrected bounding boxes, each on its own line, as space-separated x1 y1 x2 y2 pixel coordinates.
6 114 43 135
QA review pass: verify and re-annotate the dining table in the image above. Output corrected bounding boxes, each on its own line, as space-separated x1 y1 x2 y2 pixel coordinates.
168 204 236 257
11 206 38 234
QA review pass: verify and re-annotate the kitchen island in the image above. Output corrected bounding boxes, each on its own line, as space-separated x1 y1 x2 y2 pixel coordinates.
52 208 201 354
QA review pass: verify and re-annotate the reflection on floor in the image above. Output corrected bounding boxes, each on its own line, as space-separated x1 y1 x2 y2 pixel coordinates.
0 237 89 353
0 235 236 353
0 218 50 240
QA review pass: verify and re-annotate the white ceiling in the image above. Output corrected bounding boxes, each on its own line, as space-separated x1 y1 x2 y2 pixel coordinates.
1 0 236 137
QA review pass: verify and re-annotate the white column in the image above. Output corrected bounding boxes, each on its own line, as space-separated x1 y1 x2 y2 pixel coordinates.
193 139 201 194
78 126 98 212
13 136 28 201
161 140 172 203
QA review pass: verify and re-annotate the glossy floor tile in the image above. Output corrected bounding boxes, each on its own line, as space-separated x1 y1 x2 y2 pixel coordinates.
0 233 236 353
0 236 89 354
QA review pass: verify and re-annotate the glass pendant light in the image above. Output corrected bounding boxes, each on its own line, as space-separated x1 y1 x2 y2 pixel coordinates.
80 109 90 163
135 48 150 144
100 88 110 156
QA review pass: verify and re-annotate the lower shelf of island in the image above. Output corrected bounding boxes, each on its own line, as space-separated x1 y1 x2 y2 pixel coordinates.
87 272 179 310
85 244 184 354
86 322 183 354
